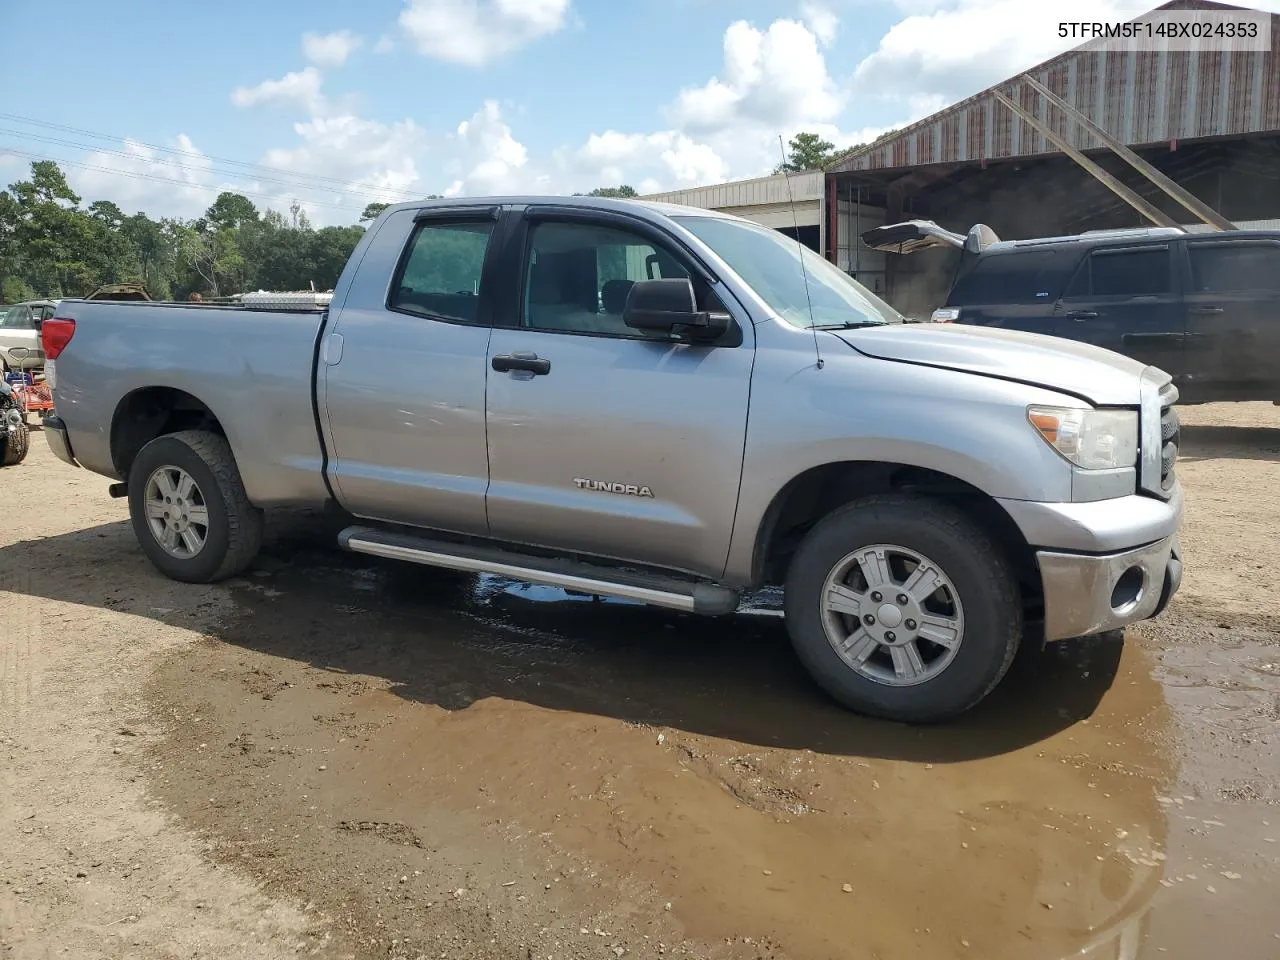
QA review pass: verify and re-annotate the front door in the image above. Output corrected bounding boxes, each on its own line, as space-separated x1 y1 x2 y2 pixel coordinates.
1054 242 1186 379
483 210 753 579
320 207 499 534
1182 238 1280 402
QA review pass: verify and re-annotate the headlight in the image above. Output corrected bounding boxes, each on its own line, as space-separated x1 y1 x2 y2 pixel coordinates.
1027 405 1138 470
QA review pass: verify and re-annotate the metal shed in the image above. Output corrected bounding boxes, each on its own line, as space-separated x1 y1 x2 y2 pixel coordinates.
825 0 1280 316
642 171 828 254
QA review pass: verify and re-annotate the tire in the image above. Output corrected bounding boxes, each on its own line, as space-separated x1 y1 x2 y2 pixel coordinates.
2 419 30 466
783 494 1021 724
127 430 264 583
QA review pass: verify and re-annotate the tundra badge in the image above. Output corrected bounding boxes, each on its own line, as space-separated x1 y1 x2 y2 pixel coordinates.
574 478 654 498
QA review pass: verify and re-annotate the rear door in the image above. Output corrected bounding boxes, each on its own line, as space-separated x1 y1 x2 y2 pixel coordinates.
1053 243 1185 377
320 205 502 535
1182 238 1280 401
0 305 41 371
945 249 1070 334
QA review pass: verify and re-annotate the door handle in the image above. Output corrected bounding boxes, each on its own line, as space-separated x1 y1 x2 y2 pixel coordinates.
491 353 551 375
1066 310 1098 320
1189 305 1223 315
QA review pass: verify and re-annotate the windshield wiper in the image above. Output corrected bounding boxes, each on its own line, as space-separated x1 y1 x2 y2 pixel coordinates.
811 319 890 330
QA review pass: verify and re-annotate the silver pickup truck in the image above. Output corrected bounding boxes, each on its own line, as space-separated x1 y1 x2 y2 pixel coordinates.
40 195 1183 723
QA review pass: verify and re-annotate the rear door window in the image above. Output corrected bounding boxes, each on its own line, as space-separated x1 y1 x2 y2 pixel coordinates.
1188 242 1280 293
1066 246 1173 298
949 250 1069 305
389 220 495 324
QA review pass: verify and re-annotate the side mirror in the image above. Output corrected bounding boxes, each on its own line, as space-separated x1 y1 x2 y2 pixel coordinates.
623 278 728 340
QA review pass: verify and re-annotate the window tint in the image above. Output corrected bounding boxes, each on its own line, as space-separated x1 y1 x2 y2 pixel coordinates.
522 221 693 337
1083 247 1171 297
949 250 1067 305
390 221 494 323
1189 243 1280 293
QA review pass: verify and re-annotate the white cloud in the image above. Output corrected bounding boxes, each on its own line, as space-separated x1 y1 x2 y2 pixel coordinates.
854 0 1280 109
799 1 838 45
398 0 571 66
259 114 429 206
669 18 842 135
577 131 728 189
565 12 873 194
230 67 325 112
302 30 362 68
443 100 552 195
373 34 396 54
68 136 224 220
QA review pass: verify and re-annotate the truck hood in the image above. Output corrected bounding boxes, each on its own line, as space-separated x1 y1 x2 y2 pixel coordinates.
834 323 1155 406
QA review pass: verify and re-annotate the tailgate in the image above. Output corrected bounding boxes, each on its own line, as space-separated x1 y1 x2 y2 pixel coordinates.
862 220 1002 255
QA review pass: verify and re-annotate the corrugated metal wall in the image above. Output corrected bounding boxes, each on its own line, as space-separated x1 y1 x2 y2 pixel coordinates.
831 13 1279 174
643 171 825 207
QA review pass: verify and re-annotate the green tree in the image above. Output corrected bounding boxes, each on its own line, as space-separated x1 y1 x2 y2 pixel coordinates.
577 185 638 198
2 276 34 303
0 160 442 301
774 132 838 173
205 192 259 231
9 161 92 296
0 190 21 297
121 213 176 299
88 199 127 230
360 201 390 222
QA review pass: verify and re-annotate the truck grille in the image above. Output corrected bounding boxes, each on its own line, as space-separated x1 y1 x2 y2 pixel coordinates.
1159 387 1179 492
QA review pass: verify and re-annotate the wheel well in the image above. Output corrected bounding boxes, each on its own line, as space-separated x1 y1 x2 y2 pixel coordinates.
111 387 225 479
752 462 1041 606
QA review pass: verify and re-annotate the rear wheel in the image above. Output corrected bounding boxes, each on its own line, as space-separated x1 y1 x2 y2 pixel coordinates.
2 416 30 466
127 430 264 583
784 494 1022 723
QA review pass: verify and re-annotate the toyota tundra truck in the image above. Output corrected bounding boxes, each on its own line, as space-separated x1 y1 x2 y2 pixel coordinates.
39 195 1183 723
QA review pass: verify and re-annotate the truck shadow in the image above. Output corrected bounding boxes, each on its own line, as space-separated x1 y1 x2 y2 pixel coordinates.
1178 424 1280 464
0 511 1127 763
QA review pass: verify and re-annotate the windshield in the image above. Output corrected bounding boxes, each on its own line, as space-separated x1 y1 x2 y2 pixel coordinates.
675 215 903 328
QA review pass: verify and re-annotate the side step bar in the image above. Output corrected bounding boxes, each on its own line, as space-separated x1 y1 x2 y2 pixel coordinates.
337 525 741 616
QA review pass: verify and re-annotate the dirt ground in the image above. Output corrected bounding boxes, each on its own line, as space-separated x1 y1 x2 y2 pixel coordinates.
2 403 1278 960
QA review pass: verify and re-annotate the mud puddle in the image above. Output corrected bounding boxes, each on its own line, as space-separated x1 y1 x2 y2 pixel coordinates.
129 508 1273 960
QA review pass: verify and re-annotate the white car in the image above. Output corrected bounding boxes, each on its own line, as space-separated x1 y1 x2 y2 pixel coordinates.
0 300 57 373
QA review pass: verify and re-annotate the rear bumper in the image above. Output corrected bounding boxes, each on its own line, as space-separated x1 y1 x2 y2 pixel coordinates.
42 415 79 467
1039 535 1182 641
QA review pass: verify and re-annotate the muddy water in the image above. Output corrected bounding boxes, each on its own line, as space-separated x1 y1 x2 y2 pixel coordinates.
134 507 1277 960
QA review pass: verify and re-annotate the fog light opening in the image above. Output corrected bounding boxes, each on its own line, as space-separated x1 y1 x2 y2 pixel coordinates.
1111 566 1146 613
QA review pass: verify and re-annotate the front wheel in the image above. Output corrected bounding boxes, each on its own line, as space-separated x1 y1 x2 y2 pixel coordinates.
127 430 264 583
784 495 1022 723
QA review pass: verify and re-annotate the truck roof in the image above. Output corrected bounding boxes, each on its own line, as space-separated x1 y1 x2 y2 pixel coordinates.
980 226 1280 256
375 194 750 226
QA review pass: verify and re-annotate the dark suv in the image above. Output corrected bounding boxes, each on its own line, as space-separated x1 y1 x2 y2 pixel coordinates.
863 221 1280 405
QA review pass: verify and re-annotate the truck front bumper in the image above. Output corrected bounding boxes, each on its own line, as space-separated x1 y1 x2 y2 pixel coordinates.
997 488 1183 641
1037 534 1181 641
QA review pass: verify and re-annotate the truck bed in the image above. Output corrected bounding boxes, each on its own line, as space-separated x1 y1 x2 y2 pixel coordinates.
48 299 332 508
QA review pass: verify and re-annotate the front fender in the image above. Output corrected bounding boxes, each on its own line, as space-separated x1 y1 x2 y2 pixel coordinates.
722 342 1082 584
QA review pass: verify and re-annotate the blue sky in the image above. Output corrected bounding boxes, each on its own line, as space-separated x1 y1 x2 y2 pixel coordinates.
3 0 1276 225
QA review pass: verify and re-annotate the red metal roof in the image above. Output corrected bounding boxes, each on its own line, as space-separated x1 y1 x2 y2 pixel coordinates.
829 1 1280 175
